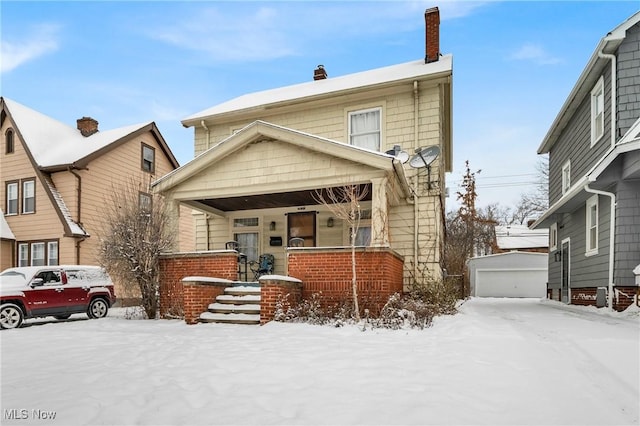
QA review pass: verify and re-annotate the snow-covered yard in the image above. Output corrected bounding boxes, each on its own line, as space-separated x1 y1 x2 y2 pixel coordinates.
1 298 638 426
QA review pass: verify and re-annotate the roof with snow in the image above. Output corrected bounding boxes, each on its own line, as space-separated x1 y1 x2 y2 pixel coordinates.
495 225 549 250
182 55 453 125
0 211 15 240
1 97 178 169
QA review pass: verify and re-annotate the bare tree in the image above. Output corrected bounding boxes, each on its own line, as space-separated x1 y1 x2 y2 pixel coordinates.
313 184 369 322
97 180 176 319
445 161 496 275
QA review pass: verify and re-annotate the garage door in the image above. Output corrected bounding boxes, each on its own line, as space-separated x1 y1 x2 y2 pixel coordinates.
475 269 546 298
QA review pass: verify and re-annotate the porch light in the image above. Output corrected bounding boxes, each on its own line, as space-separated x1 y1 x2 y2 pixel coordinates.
270 221 276 231
554 251 561 262
327 217 334 228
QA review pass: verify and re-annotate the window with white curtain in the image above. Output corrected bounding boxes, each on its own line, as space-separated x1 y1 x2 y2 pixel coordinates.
18 243 28 267
31 242 45 266
48 241 59 265
349 108 381 151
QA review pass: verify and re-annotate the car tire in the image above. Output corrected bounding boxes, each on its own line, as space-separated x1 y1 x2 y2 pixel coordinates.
87 298 109 319
54 314 72 320
0 303 24 329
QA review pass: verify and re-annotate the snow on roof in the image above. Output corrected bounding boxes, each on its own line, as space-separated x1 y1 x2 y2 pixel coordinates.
183 55 452 123
0 211 15 240
43 175 88 237
3 98 151 168
495 224 548 250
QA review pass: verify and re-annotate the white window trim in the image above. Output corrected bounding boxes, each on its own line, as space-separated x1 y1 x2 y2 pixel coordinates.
590 76 605 147
549 222 558 252
585 194 598 256
561 160 571 195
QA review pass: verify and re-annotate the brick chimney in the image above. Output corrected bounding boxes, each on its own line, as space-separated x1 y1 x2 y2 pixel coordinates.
424 7 440 63
77 117 99 137
313 64 327 80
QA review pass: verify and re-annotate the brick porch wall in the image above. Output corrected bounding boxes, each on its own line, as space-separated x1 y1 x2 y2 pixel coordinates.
159 251 238 318
182 278 231 324
260 276 303 325
287 247 404 316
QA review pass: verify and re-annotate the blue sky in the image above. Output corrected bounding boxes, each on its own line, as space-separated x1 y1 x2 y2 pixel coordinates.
2 1 638 211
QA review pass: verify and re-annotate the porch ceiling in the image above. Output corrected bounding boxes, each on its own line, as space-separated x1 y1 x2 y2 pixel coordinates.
194 184 372 212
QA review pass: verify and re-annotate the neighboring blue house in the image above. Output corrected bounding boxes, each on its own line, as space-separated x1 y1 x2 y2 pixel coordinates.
531 11 640 311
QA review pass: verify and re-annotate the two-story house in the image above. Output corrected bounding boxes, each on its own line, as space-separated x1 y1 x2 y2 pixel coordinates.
153 8 453 323
531 11 640 311
1 97 194 301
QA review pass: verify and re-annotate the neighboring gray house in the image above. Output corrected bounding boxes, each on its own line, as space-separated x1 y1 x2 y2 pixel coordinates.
531 11 640 311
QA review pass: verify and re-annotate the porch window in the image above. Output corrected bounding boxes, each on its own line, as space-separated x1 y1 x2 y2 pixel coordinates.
233 217 259 262
561 160 571 195
234 232 259 263
354 227 371 246
6 182 18 215
22 179 35 214
591 76 604 146
585 195 598 256
349 108 381 151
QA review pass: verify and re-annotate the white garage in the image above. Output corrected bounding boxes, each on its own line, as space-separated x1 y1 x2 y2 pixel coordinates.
467 251 548 298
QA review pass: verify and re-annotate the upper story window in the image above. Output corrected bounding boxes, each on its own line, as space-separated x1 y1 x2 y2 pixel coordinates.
591 76 604 146
561 160 571 195
5 129 14 154
585 195 598 256
22 179 35 214
6 181 18 215
141 144 155 173
549 223 558 252
349 108 381 151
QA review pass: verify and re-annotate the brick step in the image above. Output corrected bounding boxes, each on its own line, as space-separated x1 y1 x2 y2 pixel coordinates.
208 302 260 314
216 294 261 304
199 312 260 325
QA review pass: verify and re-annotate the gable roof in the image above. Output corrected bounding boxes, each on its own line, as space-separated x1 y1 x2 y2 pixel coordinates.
495 225 548 250
538 11 640 154
1 97 179 170
182 55 453 126
153 120 411 198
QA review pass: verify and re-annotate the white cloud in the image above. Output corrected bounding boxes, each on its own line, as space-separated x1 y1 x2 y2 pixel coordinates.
148 6 295 62
509 43 562 65
145 1 493 63
0 24 60 73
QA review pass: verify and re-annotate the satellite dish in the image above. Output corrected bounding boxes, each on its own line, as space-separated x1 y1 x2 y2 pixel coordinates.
409 145 440 169
397 151 410 164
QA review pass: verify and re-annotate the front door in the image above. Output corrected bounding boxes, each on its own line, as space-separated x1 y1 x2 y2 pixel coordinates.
561 239 570 303
287 212 316 247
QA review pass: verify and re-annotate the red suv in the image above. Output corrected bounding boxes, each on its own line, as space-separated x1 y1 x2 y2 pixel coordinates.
0 265 116 329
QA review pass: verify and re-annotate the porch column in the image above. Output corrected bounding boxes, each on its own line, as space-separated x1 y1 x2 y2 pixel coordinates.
167 199 182 252
370 177 389 246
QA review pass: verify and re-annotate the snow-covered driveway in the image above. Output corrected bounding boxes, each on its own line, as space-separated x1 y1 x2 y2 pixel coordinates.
1 298 638 426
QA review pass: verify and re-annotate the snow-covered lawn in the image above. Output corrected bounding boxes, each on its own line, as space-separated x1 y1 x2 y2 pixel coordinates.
1 298 638 426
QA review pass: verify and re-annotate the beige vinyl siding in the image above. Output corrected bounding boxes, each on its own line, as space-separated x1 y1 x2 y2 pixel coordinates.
195 82 442 158
0 125 68 261
79 133 182 263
